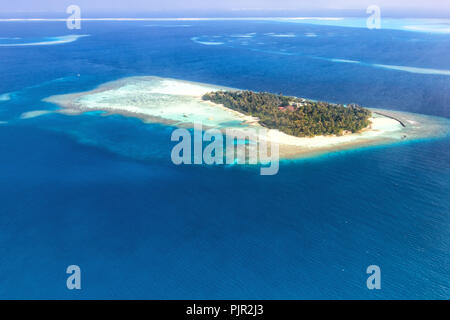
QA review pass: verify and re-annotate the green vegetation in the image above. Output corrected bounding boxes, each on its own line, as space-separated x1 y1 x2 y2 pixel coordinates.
202 91 371 137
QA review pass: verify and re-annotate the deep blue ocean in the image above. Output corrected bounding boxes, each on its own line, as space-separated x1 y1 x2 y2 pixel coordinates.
0 19 449 299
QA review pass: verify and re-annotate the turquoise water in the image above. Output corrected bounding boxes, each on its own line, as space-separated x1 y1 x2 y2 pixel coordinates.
0 18 449 299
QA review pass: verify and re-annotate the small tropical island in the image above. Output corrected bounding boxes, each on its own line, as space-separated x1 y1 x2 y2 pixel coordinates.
41 76 449 159
202 91 372 137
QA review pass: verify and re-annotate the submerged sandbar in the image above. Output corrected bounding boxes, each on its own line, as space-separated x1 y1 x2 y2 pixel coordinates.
44 76 449 159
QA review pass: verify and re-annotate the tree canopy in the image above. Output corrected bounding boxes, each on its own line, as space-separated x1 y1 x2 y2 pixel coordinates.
202 91 371 137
